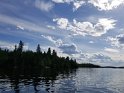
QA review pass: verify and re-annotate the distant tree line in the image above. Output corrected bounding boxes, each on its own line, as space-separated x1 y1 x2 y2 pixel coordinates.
77 63 101 68
0 40 78 71
0 40 101 72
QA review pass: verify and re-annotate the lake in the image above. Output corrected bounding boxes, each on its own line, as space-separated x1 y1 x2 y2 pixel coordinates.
0 68 124 93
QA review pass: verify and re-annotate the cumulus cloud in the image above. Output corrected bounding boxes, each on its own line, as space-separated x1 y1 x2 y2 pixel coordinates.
89 0 124 11
90 53 124 66
89 53 112 62
53 18 69 29
58 43 79 54
73 1 85 11
107 34 124 48
41 34 120 63
53 18 116 37
88 53 123 66
41 35 63 46
35 0 54 12
41 34 80 55
52 0 85 11
96 18 116 30
52 0 124 11
41 35 123 65
75 53 118 66
104 47 119 53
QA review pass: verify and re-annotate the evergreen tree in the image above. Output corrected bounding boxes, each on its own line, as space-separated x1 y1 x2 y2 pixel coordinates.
47 48 51 55
52 50 57 57
14 45 17 52
17 40 24 53
66 56 69 61
0 40 80 71
36 44 41 53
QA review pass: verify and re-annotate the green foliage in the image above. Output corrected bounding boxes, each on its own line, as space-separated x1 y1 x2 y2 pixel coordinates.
0 41 100 71
0 41 78 71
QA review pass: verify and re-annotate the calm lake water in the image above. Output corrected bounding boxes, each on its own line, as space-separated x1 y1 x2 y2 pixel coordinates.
0 68 124 93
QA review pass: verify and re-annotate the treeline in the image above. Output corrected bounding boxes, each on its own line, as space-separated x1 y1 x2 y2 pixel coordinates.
78 63 101 68
0 41 78 70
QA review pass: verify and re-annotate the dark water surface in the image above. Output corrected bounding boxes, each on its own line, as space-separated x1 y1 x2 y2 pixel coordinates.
0 68 124 93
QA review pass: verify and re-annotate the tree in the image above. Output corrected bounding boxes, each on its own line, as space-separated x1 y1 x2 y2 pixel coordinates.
47 48 51 55
66 56 69 61
52 50 57 57
17 40 24 53
0 40 78 70
14 45 17 52
36 44 41 53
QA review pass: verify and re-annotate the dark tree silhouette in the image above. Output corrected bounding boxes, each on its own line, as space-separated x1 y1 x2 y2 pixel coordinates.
0 40 101 72
52 50 57 57
14 45 17 52
36 44 41 53
47 48 51 55
17 40 24 53
0 40 79 71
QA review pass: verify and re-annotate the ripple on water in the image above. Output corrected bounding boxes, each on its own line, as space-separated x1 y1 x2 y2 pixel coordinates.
76 87 115 93
0 68 124 93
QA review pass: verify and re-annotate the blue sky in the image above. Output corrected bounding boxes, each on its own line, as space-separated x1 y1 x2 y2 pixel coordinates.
1 0 124 66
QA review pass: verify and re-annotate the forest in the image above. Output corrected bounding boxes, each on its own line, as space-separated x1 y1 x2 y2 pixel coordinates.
0 41 101 72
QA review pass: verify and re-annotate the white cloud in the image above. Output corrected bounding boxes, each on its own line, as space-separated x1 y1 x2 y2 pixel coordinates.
41 35 124 65
0 14 52 34
52 0 67 3
104 47 119 53
75 52 118 66
107 34 124 48
97 18 116 30
73 1 85 11
52 0 85 11
35 0 54 12
47 25 56 30
53 18 69 29
41 34 80 55
52 0 124 11
89 0 124 11
93 18 116 36
17 25 25 30
89 41 94 43
89 53 112 62
53 18 116 37
41 35 63 46
58 43 80 54
72 52 124 66
0 41 28 50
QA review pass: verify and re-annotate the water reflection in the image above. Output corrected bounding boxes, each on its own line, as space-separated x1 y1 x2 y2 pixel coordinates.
0 68 124 93
0 68 76 93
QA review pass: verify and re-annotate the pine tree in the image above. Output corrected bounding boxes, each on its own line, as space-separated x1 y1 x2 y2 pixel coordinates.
14 45 17 52
47 48 51 55
36 44 41 53
52 50 57 57
17 40 24 53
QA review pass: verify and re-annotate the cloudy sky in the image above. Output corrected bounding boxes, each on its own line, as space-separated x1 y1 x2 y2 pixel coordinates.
1 0 124 66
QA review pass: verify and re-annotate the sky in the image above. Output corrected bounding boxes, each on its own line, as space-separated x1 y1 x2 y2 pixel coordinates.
0 0 124 66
